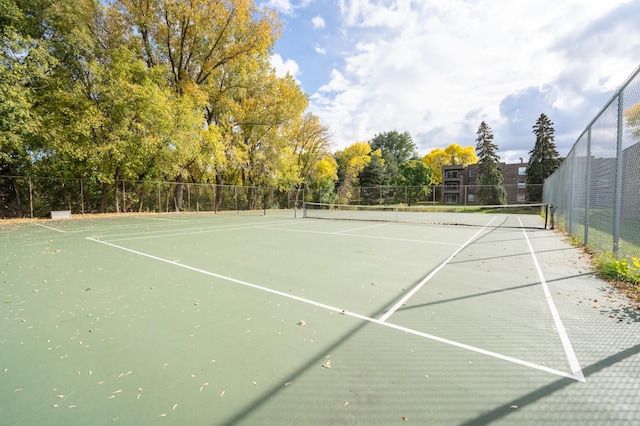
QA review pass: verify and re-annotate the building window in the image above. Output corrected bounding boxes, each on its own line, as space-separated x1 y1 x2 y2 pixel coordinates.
444 183 459 190
518 167 526 176
444 193 458 204
445 170 459 179
468 194 476 202
517 193 526 202
518 180 526 189
469 169 475 178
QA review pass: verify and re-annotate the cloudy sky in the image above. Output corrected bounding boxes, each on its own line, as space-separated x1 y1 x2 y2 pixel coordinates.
265 0 640 163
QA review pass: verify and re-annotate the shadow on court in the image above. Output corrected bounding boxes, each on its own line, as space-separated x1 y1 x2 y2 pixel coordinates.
461 342 640 425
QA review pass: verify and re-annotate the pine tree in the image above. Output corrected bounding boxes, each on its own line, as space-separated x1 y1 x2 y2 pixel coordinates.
527 113 561 202
475 121 507 205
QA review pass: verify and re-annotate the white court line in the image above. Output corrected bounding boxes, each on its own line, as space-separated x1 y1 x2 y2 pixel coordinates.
332 223 387 234
35 223 66 233
102 219 301 242
519 217 585 382
378 216 498 322
257 225 461 246
132 216 184 222
86 235 583 381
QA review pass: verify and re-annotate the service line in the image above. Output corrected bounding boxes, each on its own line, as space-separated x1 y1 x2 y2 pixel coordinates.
102 219 301 242
257 225 461 246
86 234 582 381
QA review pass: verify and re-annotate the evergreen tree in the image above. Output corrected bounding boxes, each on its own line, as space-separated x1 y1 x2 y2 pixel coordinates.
527 113 561 202
475 121 507 205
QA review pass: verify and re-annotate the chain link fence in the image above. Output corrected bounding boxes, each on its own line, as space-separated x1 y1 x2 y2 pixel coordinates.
0 177 304 218
544 65 640 258
2 176 544 220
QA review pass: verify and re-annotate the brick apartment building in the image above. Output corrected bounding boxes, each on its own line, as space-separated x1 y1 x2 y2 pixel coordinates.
442 162 530 204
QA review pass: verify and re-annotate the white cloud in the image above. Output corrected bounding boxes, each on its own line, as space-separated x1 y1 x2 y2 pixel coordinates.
262 0 295 15
270 54 300 79
314 45 327 54
311 15 325 29
304 0 640 162
261 0 314 15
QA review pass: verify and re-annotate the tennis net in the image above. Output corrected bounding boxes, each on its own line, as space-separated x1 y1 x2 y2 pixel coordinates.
302 202 550 229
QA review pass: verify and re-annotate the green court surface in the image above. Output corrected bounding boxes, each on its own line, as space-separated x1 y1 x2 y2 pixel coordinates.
1 211 639 425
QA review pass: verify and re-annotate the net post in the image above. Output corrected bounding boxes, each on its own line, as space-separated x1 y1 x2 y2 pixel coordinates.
544 203 549 229
302 202 307 218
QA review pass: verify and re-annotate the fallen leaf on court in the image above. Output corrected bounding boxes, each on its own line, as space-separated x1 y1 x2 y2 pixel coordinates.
322 360 331 369
402 416 408 421
510 405 518 409
297 320 305 326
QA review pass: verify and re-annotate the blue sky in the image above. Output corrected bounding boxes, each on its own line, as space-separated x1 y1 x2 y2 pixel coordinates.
264 0 640 163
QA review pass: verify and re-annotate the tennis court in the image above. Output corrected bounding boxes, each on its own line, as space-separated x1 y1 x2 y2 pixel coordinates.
1 209 639 424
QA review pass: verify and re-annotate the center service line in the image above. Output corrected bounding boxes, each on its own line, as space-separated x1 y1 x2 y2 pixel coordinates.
86 235 582 381
378 216 498 323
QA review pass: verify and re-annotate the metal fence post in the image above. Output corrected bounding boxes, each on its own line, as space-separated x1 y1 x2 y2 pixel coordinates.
80 178 85 214
613 93 624 256
584 128 591 246
29 176 33 219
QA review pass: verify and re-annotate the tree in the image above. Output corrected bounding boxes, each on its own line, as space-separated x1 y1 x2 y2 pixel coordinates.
0 2 54 215
475 121 506 205
369 130 417 181
335 142 372 201
624 102 640 139
527 113 560 202
307 155 338 203
393 160 433 206
359 151 388 187
422 144 477 185
287 112 333 204
117 0 289 208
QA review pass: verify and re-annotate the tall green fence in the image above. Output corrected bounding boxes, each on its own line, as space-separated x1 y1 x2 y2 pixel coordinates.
544 65 640 258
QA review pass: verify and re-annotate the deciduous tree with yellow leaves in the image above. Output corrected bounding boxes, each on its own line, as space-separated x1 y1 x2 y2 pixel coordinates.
422 144 477 185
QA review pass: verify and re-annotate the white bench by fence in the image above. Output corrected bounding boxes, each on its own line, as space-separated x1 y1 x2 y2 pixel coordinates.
51 210 72 219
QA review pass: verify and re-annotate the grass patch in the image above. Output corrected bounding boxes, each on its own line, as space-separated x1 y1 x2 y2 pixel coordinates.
595 253 640 286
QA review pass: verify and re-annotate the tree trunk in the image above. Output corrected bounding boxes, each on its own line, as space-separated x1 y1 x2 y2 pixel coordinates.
10 176 23 217
99 182 108 213
173 175 184 212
